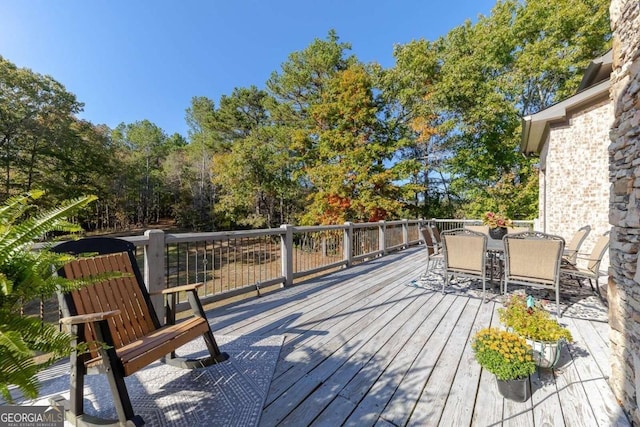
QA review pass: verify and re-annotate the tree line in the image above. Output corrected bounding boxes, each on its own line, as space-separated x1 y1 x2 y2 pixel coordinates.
0 0 611 232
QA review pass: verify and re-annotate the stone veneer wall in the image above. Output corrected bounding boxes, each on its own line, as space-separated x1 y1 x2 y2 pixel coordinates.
609 0 640 424
538 98 612 271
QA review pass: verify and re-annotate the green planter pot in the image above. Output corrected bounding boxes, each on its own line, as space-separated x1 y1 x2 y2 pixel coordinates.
496 377 530 402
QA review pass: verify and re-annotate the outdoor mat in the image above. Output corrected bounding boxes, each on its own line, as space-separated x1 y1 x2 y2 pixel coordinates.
15 334 284 427
412 269 608 323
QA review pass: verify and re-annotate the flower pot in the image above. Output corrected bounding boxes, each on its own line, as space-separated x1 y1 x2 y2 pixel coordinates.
496 377 530 402
527 339 563 368
489 227 508 240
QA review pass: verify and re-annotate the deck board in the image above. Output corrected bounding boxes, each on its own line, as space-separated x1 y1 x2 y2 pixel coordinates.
530 360 564 426
202 246 630 427
265 285 419 409
471 303 504 426
344 295 459 426
407 297 481 426
554 344 600 426
437 298 493 427
379 296 468 426
280 287 432 425
565 316 628 426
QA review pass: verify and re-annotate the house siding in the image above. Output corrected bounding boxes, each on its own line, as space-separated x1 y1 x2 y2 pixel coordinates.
539 99 612 271
609 0 640 424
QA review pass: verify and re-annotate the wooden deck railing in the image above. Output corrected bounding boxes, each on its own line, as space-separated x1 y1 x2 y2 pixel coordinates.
28 218 534 320
109 220 427 315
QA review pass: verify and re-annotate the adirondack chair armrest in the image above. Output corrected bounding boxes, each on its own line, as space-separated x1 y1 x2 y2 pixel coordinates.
151 283 209 324
150 282 204 296
59 310 121 326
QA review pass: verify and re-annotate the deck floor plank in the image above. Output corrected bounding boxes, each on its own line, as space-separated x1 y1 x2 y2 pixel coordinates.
271 275 416 379
336 291 448 405
407 297 482 426
378 296 469 425
565 316 629 426
553 339 599 427
225 256 415 337
270 280 417 381
216 250 417 335
196 246 629 427
342 294 461 426
530 366 564 427
331 292 446 408
262 284 425 425
570 317 612 379
264 283 419 411
279 285 437 425
502 390 535 427
436 297 494 427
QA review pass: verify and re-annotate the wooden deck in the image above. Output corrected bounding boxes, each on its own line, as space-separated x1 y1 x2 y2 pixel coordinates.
208 246 630 427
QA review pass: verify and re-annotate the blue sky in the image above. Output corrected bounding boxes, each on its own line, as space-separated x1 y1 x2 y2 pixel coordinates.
1 1 497 137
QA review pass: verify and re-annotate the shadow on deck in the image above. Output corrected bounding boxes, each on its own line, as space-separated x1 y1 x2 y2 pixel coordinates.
207 246 629 426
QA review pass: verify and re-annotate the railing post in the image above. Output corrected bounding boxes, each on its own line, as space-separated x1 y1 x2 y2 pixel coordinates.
402 219 409 248
281 224 294 287
378 220 386 256
144 229 165 318
344 222 353 268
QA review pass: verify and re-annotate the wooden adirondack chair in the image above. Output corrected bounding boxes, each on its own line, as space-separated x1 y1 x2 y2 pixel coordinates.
51 237 229 426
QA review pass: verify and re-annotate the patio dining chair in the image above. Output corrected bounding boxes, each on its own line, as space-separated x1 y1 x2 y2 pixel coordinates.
561 231 609 296
441 229 488 301
562 225 591 265
420 226 443 276
503 231 565 317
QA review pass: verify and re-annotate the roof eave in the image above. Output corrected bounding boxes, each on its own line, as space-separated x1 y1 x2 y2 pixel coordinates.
520 79 610 155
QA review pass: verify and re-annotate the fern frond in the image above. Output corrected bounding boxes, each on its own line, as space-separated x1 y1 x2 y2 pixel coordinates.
0 192 41 227
0 195 97 259
0 192 96 401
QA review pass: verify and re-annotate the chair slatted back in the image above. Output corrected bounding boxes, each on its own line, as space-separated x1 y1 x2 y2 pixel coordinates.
53 237 162 358
62 253 157 351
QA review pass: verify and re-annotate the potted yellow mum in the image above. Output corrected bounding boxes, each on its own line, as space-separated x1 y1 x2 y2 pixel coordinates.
472 327 536 401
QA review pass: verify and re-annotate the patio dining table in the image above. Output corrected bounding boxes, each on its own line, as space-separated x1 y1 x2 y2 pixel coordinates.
486 237 504 287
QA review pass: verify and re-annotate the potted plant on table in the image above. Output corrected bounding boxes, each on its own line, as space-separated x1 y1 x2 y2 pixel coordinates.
499 294 573 368
472 327 536 402
482 211 513 240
